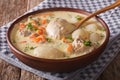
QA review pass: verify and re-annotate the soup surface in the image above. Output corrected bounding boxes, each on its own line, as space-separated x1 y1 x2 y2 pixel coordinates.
11 11 106 59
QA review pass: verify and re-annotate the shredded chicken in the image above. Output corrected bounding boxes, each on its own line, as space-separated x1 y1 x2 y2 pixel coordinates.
20 29 31 37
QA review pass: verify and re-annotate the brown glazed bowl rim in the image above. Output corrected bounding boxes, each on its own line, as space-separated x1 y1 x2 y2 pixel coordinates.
6 7 110 62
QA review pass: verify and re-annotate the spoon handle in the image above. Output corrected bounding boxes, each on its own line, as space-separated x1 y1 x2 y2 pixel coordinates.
76 0 120 27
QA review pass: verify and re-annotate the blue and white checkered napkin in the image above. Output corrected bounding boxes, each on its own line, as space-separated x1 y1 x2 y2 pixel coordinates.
0 0 120 80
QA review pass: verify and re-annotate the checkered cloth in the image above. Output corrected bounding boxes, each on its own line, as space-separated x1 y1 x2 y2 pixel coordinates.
0 0 120 80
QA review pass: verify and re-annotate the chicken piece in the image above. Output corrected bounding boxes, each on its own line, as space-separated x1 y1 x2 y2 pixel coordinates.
72 38 94 53
20 29 31 37
46 18 76 39
85 24 98 32
90 33 102 42
72 29 89 40
72 38 85 52
33 46 65 59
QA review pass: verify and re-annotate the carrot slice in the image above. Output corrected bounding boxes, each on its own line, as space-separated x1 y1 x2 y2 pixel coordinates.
29 33 37 39
39 13 53 17
32 35 46 43
33 36 42 42
61 37 68 43
19 41 27 43
38 26 45 31
19 23 25 30
41 19 47 24
67 43 73 52
36 29 43 35
40 35 46 42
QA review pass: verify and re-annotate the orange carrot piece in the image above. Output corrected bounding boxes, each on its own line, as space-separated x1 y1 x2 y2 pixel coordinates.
41 19 47 24
32 35 46 43
19 41 27 43
38 26 45 31
29 33 36 39
61 37 68 43
67 43 73 52
40 35 46 42
39 13 53 17
36 30 43 35
19 23 25 29
33 36 42 42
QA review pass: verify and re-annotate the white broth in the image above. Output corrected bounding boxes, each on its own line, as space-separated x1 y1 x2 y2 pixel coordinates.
10 11 106 59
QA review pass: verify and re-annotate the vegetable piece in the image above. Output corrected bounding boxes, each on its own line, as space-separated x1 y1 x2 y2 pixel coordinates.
38 26 45 31
75 15 81 21
27 23 33 30
40 35 46 42
46 37 52 42
19 23 25 30
61 37 68 43
36 29 43 35
39 13 53 17
84 40 91 46
32 35 46 43
24 45 35 52
29 46 35 50
13 40 16 43
65 35 73 42
66 43 73 52
19 41 27 44
29 33 37 38
33 36 42 42
41 19 47 24
26 23 38 31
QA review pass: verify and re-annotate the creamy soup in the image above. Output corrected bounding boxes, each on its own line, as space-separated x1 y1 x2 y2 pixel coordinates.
10 11 106 59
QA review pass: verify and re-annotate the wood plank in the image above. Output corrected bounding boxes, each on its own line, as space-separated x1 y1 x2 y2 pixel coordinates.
0 0 28 80
0 0 28 27
0 59 21 80
97 54 120 80
20 70 45 80
27 0 43 10
0 0 120 80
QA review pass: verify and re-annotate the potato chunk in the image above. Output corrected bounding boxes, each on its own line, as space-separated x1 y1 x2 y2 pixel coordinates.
34 46 65 59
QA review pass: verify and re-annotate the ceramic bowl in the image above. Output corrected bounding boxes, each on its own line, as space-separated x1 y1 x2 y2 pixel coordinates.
6 8 110 72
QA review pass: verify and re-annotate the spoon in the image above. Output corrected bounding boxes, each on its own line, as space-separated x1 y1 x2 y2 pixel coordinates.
75 0 120 27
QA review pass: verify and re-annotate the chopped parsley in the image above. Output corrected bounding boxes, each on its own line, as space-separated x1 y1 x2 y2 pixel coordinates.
46 37 52 42
24 45 35 52
27 23 33 30
26 23 38 31
65 35 73 42
13 40 16 43
36 21 41 26
75 15 82 21
84 40 92 46
100 28 106 31
95 42 100 45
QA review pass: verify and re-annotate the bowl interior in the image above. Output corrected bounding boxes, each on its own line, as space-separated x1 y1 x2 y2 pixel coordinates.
6 8 110 62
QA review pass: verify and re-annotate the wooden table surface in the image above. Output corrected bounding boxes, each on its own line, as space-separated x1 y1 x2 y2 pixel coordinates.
0 0 120 80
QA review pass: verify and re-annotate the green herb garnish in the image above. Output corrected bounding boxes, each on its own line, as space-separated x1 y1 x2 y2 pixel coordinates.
84 40 92 46
65 35 73 42
36 21 41 26
13 40 16 43
24 45 35 52
30 46 35 50
26 23 38 31
46 37 52 42
27 23 33 30
100 28 106 31
95 42 100 45
75 15 82 21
